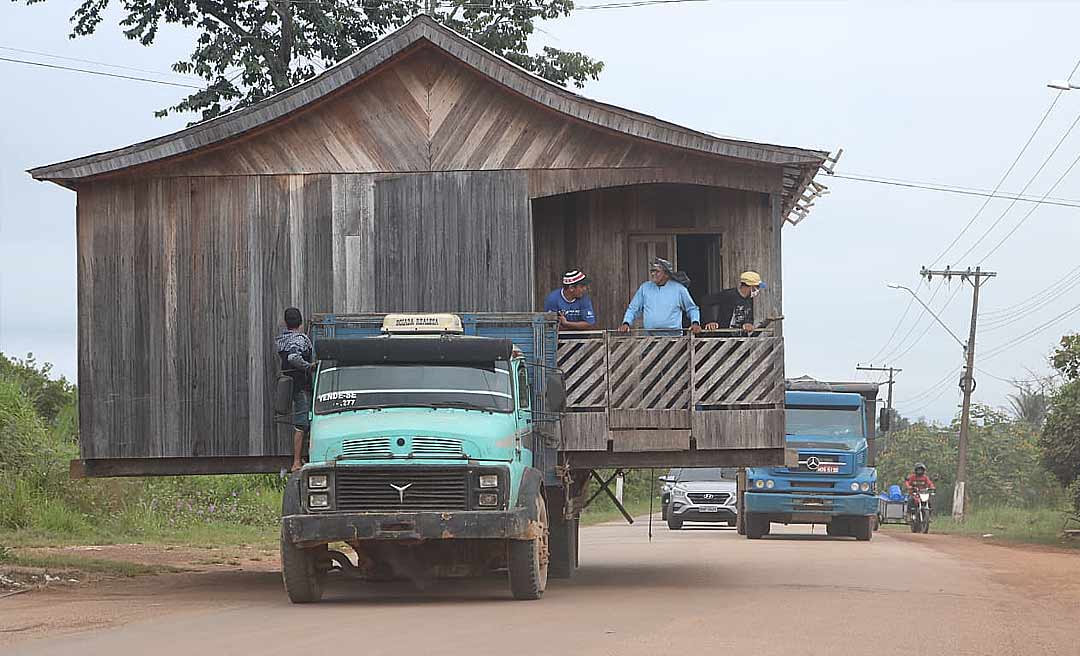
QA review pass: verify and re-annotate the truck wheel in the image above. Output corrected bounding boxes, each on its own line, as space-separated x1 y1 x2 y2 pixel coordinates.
853 516 873 541
280 527 324 603
661 503 668 521
745 515 767 540
508 494 549 600
549 513 577 580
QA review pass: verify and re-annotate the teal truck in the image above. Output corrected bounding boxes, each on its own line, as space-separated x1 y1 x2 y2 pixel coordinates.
276 313 576 602
741 379 881 541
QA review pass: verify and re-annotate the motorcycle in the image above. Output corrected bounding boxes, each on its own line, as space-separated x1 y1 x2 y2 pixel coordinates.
908 489 933 534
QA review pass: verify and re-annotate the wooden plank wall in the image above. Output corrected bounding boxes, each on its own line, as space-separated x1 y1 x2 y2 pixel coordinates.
532 184 781 332
373 171 534 312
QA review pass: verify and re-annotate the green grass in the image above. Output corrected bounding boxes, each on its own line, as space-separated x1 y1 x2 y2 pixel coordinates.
0 552 184 577
580 497 658 526
0 521 278 550
914 505 1080 548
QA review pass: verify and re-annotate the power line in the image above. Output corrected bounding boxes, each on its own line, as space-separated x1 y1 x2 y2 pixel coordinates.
878 280 946 363
927 56 1080 267
0 56 203 89
980 298 1080 361
0 45 200 82
952 108 1080 263
977 146 1080 264
887 283 966 363
980 262 1080 318
831 173 1080 209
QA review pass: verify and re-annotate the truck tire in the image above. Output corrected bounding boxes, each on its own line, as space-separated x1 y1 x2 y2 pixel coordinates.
745 514 767 540
280 527 325 603
508 494 549 600
853 516 873 541
549 513 578 580
667 515 683 530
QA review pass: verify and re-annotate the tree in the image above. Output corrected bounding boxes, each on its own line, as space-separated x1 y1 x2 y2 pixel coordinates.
1007 378 1050 428
0 353 76 425
25 1 604 123
1041 334 1080 511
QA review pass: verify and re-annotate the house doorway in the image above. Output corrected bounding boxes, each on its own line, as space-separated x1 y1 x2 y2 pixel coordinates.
625 233 724 328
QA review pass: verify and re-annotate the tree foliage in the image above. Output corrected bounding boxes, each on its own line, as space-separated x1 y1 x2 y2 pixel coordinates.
25 0 604 123
1041 334 1080 511
0 353 76 426
877 405 1063 511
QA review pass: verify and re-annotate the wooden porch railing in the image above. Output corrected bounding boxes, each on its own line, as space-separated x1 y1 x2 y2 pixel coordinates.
557 332 785 452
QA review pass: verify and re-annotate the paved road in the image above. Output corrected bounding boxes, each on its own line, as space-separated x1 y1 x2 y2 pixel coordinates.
4 519 1079 655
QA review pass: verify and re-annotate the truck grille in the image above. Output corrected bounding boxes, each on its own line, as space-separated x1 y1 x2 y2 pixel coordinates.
335 469 469 511
688 492 731 504
340 437 393 459
412 437 465 457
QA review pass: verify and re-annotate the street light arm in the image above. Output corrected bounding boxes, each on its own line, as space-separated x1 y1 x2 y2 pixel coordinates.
886 283 967 349
1048 79 1080 91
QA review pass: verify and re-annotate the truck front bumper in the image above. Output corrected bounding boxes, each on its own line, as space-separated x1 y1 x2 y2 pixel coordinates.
282 507 536 546
744 491 878 524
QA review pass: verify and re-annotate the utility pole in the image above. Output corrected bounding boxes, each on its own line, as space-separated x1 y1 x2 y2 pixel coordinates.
855 364 901 463
920 266 996 522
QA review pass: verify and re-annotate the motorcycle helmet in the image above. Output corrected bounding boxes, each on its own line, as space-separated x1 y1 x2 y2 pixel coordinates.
914 462 927 474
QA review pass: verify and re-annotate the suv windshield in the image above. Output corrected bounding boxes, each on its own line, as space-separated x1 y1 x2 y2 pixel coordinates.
314 363 513 414
671 467 737 482
785 405 864 439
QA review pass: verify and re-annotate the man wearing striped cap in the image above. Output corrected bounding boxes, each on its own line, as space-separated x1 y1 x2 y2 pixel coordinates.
544 269 597 331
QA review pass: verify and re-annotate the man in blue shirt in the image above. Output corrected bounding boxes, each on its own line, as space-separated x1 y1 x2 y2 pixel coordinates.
544 270 597 331
619 258 702 334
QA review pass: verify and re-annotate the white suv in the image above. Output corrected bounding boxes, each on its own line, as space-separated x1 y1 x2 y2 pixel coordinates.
662 468 738 530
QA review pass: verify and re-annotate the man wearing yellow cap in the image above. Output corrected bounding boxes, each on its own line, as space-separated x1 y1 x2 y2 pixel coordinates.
705 271 766 333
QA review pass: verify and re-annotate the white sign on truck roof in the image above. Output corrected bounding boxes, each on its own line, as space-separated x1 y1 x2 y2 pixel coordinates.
381 313 464 334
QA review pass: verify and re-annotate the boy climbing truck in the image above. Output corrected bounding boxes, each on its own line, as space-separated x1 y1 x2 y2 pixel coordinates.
276 314 574 602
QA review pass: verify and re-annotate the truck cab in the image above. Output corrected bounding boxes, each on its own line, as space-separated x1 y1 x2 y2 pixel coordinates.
742 382 878 540
278 314 564 602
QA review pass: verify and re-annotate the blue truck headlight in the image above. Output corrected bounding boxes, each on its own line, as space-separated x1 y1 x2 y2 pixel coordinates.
479 474 499 489
850 482 860 491
765 479 775 489
754 479 765 489
308 493 330 509
307 474 328 489
860 482 871 492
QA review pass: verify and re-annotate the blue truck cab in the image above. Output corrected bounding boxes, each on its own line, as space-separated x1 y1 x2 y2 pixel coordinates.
278 313 570 603
742 381 879 541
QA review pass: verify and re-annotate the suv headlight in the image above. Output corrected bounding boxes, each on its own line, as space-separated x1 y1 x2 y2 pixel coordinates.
308 474 328 489
672 486 688 499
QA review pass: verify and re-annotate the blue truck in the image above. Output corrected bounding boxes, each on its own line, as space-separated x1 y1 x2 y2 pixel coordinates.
741 379 881 541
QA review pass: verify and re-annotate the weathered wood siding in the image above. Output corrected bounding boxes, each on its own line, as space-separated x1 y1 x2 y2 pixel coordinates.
373 171 534 311
76 169 535 459
532 184 782 332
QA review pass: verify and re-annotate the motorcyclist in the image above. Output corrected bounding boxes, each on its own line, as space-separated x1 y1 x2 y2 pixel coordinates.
904 463 935 511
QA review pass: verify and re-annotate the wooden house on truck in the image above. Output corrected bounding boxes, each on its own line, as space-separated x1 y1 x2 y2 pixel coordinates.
29 16 832 477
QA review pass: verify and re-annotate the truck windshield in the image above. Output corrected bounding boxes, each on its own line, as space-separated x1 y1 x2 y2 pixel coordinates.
672 467 737 482
314 363 513 414
785 405 864 439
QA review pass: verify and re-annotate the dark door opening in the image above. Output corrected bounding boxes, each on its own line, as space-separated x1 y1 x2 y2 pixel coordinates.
676 234 723 326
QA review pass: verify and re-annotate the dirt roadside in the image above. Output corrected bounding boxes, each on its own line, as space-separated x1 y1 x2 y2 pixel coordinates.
2 532 1079 650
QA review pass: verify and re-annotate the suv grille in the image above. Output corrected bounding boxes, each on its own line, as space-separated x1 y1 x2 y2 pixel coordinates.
688 492 731 504
335 469 468 511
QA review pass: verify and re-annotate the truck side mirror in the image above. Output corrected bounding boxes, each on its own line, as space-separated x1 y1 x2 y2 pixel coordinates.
879 407 891 432
274 376 295 416
544 372 567 413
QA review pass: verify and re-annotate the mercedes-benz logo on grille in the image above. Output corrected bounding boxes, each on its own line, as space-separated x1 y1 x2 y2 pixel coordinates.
390 482 413 503
703 494 714 500
806 456 821 471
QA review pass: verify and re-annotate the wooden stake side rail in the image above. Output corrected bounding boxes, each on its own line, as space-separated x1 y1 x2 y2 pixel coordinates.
557 332 785 455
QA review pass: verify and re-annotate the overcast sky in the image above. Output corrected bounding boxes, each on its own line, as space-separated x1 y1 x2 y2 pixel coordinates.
2 2 1080 422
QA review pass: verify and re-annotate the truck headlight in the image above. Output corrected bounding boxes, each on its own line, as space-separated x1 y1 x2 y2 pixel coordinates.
307 474 328 489
850 482 860 491
478 493 499 507
765 480 775 489
860 482 871 492
308 493 330 509
754 479 765 489
479 474 499 489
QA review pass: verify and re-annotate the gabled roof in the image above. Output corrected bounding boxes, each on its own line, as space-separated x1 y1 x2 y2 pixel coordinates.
29 15 831 221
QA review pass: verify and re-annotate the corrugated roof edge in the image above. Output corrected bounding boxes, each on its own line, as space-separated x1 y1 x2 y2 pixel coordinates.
27 15 828 182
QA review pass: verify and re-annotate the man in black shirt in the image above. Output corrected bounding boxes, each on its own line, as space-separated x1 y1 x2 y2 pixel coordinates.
705 271 766 333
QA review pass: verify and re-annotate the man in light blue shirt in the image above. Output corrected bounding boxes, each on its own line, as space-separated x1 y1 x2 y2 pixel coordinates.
618 258 702 334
